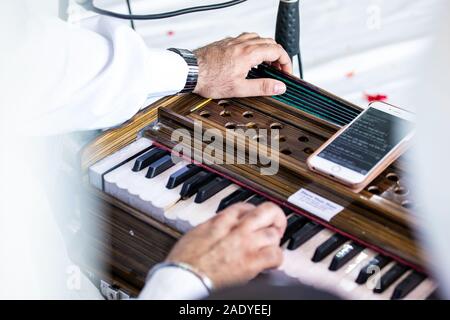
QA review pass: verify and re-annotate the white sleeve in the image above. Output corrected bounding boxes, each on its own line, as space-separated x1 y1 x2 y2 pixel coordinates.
3 12 188 135
414 3 450 299
139 266 209 300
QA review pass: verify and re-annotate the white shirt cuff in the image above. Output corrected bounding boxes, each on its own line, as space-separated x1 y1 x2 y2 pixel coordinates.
138 266 209 300
145 49 189 98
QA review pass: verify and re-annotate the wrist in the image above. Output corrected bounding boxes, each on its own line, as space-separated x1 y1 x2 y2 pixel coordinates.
148 261 215 293
140 262 211 300
192 48 206 95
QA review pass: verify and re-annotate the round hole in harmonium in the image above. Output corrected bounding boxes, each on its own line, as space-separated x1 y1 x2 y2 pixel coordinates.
386 173 399 182
401 200 413 209
243 111 254 118
281 148 292 155
394 186 409 196
218 100 230 107
246 122 257 129
225 122 237 129
368 186 381 195
275 135 287 143
270 123 284 130
199 110 211 118
220 110 231 117
298 136 310 143
303 147 314 155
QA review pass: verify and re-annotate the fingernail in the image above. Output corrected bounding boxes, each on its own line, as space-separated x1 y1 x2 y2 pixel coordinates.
274 83 286 95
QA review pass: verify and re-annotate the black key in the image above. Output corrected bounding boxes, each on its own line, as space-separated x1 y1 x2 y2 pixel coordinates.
132 147 167 172
287 222 324 251
145 154 175 178
329 242 365 271
166 164 202 189
355 254 391 284
280 215 309 246
312 234 347 262
282 207 293 216
217 188 254 212
194 177 232 204
180 171 216 199
391 271 426 300
246 195 267 206
374 264 408 294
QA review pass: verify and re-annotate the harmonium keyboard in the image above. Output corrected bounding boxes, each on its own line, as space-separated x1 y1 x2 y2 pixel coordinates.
79 64 439 300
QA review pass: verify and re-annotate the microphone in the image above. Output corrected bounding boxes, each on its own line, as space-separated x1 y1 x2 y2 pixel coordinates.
275 0 303 78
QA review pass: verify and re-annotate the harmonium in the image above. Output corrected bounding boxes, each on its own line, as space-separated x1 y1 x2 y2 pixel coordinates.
78 64 439 300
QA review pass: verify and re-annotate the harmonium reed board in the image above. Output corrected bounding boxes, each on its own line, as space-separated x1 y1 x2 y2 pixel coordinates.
79 64 436 299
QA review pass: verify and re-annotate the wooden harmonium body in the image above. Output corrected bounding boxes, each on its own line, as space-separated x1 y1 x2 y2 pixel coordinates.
80 64 437 299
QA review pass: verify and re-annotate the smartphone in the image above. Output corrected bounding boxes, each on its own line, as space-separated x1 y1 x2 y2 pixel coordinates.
307 101 415 192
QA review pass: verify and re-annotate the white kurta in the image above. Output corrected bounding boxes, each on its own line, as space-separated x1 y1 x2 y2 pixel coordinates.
1 5 188 135
0 0 201 300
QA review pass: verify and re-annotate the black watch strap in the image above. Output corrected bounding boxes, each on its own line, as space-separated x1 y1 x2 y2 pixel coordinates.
168 48 199 94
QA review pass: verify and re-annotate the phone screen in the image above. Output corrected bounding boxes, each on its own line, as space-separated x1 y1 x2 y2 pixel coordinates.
317 107 414 175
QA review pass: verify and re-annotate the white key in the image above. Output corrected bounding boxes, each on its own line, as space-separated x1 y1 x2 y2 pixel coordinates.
332 249 377 299
280 229 339 290
369 269 436 300
129 162 188 222
174 185 239 233
403 278 437 300
278 232 434 301
89 138 152 190
344 262 436 300
365 265 411 300
280 233 375 300
334 254 436 300
104 153 189 222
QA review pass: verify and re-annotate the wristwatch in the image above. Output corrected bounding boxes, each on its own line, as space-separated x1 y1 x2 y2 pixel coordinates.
167 48 199 94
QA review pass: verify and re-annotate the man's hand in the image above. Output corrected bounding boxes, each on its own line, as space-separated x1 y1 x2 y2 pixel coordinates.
166 202 287 289
193 33 292 99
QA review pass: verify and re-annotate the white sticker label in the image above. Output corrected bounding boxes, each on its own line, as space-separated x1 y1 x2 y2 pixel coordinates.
288 188 344 222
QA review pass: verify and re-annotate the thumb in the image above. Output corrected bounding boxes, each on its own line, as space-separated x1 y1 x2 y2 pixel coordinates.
234 79 287 97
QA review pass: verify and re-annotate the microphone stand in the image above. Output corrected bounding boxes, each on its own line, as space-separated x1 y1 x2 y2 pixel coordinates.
275 0 303 79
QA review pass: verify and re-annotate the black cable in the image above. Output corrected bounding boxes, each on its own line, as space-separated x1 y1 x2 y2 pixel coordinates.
125 0 135 30
80 0 247 20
